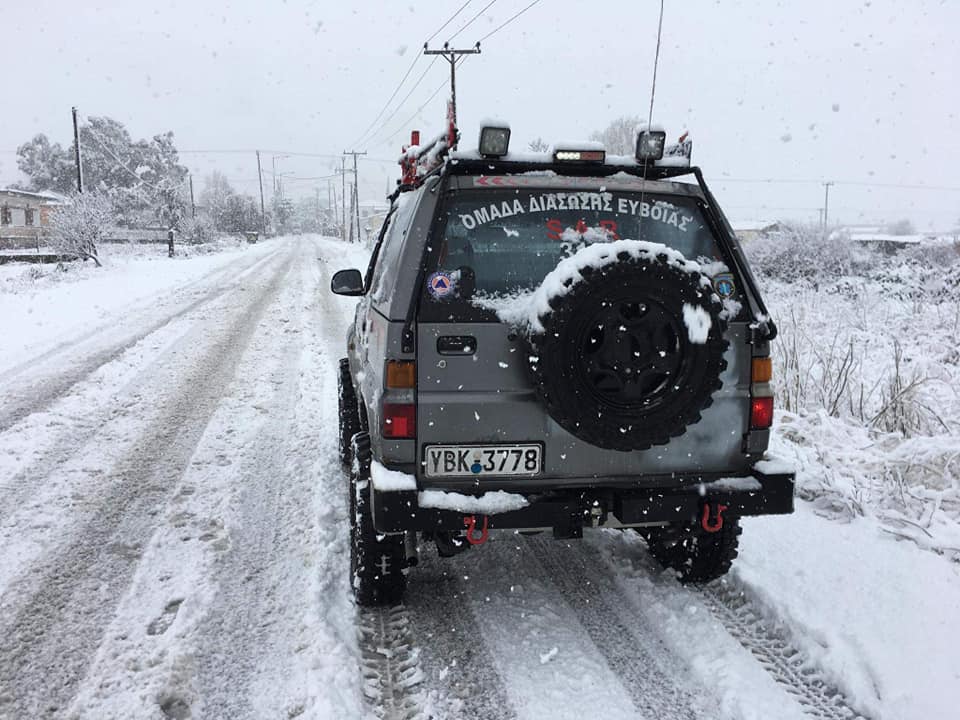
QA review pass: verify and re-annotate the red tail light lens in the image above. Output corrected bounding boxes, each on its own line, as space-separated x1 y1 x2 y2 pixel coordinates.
751 397 774 430
383 403 415 439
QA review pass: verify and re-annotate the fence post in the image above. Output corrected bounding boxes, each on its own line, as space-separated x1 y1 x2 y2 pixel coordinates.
167 228 175 258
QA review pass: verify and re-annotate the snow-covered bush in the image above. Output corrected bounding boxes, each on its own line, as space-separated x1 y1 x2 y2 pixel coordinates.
746 222 872 282
181 215 217 245
49 192 115 267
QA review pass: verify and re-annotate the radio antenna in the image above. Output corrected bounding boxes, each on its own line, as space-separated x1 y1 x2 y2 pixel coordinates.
646 0 666 133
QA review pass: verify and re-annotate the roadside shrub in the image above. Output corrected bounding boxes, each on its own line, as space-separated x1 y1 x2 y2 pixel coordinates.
181 215 217 245
746 222 872 282
49 192 115 267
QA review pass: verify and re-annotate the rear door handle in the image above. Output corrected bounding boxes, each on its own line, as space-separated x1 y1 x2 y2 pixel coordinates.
437 336 476 355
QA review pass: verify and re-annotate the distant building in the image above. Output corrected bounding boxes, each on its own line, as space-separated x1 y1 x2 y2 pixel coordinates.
847 231 923 255
731 220 781 242
0 188 65 243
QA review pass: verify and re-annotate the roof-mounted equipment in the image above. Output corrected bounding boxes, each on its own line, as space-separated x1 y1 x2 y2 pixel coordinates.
398 101 459 189
660 131 693 167
636 129 667 161
553 144 605 163
478 123 511 158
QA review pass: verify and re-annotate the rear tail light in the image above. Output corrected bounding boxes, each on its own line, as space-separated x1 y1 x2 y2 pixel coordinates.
386 360 416 388
383 403 415 438
750 397 774 430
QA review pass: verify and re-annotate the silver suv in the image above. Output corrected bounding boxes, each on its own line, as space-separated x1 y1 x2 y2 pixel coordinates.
332 125 794 606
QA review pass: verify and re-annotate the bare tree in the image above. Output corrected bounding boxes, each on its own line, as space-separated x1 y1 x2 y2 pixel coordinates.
590 115 642 155
527 137 550 152
49 192 114 267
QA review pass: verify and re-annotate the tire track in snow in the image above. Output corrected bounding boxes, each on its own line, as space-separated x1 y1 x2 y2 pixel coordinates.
524 536 704 720
0 247 294 719
358 607 431 720
375 548 517 720
0 247 277 436
191 239 337 718
699 580 872 720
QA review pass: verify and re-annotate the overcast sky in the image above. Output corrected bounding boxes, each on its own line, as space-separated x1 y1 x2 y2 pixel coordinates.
2 0 958 229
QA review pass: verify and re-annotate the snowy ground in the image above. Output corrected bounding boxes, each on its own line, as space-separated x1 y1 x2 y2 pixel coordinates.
0 235 957 719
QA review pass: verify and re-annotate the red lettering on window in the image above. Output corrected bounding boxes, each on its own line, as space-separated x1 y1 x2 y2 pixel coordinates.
545 218 563 240
599 219 620 239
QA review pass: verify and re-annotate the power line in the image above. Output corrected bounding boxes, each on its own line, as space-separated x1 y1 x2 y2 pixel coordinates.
447 0 497 43
179 148 341 158
426 0 474 43
348 52 422 148
357 56 441 148
714 177 960 191
350 0 477 149
379 56 472 147
478 0 542 43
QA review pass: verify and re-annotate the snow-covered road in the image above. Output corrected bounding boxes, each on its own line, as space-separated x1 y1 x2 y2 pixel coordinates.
0 236 955 720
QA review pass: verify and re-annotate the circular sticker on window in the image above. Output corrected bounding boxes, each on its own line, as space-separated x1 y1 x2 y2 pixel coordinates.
427 271 456 299
713 273 736 299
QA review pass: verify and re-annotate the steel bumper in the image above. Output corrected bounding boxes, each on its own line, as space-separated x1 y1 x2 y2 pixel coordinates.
371 469 795 534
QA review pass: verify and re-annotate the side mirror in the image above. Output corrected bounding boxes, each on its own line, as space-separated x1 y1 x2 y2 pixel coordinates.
330 268 364 296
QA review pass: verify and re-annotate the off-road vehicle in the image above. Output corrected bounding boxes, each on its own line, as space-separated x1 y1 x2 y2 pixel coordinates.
332 120 794 606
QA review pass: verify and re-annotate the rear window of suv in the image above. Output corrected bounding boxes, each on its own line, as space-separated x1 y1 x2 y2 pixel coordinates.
420 188 725 321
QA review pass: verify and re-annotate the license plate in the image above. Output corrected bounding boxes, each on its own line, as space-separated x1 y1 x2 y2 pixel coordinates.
424 444 542 477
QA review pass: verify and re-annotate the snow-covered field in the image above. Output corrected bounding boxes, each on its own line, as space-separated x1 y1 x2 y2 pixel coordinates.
1 235 957 720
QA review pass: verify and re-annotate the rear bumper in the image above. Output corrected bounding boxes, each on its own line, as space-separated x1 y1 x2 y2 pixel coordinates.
371 468 795 534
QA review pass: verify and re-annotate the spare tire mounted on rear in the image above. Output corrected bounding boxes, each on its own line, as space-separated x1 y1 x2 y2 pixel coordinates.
528 241 728 452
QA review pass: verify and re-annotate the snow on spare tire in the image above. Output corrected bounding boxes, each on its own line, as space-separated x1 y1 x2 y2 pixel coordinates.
525 239 729 452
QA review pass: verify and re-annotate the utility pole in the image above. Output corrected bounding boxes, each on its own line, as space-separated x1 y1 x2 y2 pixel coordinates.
71 106 83 193
348 182 356 244
188 173 196 218
423 42 481 130
331 179 339 238
822 181 835 232
342 150 367 242
354 181 361 246
256 151 267 235
340 156 347 239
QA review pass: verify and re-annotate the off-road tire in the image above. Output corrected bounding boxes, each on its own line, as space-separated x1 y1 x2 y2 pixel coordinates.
350 432 407 606
338 358 360 468
529 251 728 451
642 518 742 584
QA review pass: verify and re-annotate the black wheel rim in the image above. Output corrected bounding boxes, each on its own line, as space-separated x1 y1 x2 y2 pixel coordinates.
573 296 691 411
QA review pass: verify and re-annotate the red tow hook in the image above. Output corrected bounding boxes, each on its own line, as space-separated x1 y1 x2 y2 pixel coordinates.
463 514 489 545
701 503 729 533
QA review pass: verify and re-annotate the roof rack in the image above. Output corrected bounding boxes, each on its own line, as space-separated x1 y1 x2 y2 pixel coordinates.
395 101 458 195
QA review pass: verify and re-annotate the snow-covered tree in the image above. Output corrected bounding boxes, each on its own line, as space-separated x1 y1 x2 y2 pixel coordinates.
590 116 642 155
271 195 295 234
14 134 75 193
16 117 188 229
199 171 234 228
49 192 115 267
199 172 261 233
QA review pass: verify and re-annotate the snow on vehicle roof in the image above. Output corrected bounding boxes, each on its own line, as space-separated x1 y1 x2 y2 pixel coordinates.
477 117 511 129
552 139 605 152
